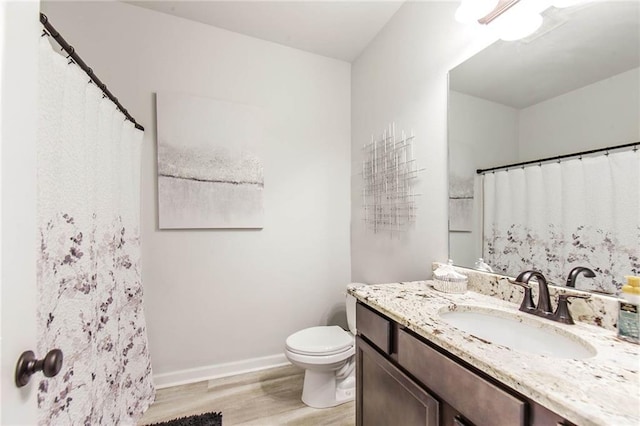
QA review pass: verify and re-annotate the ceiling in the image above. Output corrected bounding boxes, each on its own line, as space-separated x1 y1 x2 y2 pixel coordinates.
450 1 640 109
126 1 405 62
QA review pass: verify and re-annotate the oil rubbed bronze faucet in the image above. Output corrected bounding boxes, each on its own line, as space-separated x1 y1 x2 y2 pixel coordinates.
508 270 591 324
509 270 552 316
565 266 596 288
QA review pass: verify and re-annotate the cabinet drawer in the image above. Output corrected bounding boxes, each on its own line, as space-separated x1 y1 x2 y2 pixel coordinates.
356 303 392 354
397 329 526 426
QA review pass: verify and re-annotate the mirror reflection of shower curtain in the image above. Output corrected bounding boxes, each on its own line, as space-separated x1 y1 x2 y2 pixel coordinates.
36 37 154 424
483 149 639 293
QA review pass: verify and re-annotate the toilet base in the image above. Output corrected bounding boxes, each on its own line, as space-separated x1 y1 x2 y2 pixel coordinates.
301 369 355 408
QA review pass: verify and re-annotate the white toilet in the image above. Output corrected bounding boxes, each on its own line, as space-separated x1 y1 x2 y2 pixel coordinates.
284 292 358 408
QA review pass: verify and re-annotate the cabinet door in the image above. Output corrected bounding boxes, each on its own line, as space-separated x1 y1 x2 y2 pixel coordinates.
357 336 439 426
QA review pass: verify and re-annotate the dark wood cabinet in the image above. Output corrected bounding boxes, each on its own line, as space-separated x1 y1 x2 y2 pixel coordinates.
357 336 439 426
397 329 525 426
356 302 573 426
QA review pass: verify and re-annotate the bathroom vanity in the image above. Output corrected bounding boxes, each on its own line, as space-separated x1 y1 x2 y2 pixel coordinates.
349 281 640 426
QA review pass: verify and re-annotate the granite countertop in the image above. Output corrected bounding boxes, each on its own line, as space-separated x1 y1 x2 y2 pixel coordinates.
348 281 640 426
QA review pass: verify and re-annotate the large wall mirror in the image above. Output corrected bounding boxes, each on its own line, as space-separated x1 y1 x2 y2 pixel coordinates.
448 1 639 294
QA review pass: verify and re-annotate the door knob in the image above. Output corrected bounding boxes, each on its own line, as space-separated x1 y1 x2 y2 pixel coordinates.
15 349 63 388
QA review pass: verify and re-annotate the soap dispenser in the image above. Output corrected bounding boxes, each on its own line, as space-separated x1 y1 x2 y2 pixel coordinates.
618 276 640 344
474 258 494 273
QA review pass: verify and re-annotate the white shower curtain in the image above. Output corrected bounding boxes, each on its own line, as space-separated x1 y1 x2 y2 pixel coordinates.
483 149 640 293
36 37 154 424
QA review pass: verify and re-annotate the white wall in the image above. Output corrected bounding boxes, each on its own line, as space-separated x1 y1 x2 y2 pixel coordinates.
351 2 493 283
519 67 640 161
448 91 519 267
449 91 520 174
41 1 351 383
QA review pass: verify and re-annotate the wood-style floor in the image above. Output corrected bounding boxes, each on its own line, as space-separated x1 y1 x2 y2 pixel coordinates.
139 365 355 425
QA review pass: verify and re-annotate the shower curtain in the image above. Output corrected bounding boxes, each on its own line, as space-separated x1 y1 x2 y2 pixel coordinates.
36 37 154 424
483 149 639 294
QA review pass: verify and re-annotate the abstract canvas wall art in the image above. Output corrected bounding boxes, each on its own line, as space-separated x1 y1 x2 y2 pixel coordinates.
156 93 264 229
448 174 474 232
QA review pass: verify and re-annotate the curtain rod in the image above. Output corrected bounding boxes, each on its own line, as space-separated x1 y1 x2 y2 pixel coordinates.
476 141 639 174
39 13 144 132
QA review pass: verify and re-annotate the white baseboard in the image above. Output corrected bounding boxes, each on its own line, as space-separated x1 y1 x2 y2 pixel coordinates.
153 353 291 389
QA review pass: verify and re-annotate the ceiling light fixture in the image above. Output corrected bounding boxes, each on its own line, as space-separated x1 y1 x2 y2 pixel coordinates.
477 0 522 24
455 0 500 24
456 0 550 41
490 10 543 41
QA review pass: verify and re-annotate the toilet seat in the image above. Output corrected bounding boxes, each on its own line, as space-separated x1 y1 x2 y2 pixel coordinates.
285 345 355 367
286 326 354 356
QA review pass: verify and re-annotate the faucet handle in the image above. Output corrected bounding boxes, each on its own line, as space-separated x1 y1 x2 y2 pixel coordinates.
553 294 591 324
508 279 535 312
562 294 591 300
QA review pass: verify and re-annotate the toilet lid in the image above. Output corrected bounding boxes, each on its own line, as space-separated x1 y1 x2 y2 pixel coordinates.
286 326 354 356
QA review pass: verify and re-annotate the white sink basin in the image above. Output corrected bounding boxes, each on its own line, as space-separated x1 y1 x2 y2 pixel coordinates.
439 307 597 359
